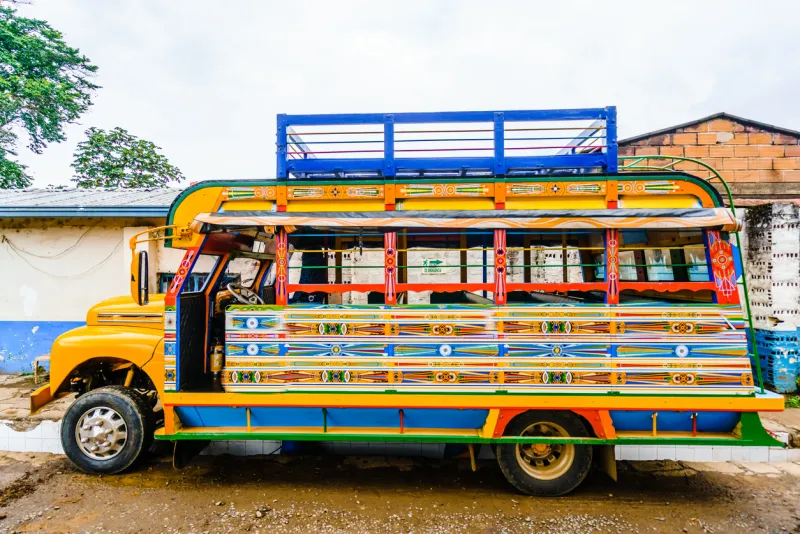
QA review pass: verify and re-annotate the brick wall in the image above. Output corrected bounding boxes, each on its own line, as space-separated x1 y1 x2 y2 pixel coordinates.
620 118 800 200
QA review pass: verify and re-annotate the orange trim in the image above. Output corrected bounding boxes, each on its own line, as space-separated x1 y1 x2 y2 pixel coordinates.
574 409 617 439
164 405 177 435
507 282 606 292
398 282 493 293
606 179 619 208
494 181 506 205
276 185 287 208
618 281 717 293
287 283 384 293
385 184 396 207
203 251 229 371
491 409 616 438
492 409 527 438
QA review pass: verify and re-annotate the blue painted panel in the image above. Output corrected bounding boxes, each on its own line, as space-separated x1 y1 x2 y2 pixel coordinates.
174 406 206 426
327 408 398 428
0 321 83 373
610 410 741 433
732 244 743 280
404 409 489 429
181 407 489 430
251 408 324 427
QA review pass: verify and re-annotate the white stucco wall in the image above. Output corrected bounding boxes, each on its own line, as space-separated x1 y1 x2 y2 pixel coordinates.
0 218 263 325
0 217 224 372
1 221 131 322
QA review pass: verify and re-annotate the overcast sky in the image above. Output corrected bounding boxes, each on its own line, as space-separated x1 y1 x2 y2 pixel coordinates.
14 0 800 188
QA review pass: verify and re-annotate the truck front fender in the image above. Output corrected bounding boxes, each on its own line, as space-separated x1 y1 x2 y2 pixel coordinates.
31 325 164 413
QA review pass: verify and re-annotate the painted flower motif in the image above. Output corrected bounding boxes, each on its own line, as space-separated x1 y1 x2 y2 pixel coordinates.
434 371 458 383
670 322 695 335
671 373 696 385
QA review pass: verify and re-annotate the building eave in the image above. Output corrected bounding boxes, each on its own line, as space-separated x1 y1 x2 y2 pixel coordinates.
0 206 170 218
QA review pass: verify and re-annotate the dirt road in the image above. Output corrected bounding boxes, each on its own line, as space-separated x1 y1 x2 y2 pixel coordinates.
0 450 799 533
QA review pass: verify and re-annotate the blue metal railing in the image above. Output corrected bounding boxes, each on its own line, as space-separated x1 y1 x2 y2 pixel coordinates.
277 107 617 180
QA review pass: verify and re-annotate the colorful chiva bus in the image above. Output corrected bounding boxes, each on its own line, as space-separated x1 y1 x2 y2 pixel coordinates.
32 108 782 496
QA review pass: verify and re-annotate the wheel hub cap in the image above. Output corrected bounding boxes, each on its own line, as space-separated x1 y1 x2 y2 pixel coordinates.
75 406 128 460
515 422 576 481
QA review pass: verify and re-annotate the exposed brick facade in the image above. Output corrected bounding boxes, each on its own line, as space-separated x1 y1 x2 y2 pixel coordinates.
620 115 800 201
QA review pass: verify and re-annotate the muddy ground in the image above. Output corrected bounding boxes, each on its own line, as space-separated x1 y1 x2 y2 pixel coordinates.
0 450 798 534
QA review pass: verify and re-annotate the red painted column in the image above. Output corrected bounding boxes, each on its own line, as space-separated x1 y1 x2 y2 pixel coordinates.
275 228 289 306
494 229 507 305
384 232 397 305
606 229 619 305
165 247 198 307
706 230 738 304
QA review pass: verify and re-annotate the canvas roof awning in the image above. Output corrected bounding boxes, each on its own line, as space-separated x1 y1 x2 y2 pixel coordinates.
191 208 741 233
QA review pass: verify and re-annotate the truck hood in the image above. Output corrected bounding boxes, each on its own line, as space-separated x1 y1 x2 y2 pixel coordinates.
86 294 166 329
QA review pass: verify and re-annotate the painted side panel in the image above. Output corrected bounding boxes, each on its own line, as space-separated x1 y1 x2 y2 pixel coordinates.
220 303 754 395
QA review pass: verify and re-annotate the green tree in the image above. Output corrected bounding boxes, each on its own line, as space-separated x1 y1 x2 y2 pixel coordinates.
0 6 98 188
71 127 184 188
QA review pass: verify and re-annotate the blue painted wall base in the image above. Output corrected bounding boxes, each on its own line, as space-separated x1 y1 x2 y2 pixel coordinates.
0 321 83 373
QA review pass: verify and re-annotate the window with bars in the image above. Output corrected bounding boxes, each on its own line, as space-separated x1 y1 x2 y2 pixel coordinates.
265 225 728 306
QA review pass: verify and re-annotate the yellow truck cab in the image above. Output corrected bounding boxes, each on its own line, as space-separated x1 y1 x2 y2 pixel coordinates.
32 107 783 496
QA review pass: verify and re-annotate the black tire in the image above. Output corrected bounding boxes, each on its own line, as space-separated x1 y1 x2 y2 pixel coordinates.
496 410 593 497
118 389 157 455
61 386 150 474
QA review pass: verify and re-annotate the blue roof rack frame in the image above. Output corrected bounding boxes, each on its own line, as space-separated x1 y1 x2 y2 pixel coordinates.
277 107 617 180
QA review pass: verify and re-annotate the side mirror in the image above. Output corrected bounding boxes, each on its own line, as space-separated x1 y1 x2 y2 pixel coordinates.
130 250 150 305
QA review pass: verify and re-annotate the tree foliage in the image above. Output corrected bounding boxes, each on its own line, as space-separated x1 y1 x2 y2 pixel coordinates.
0 6 98 188
71 127 184 188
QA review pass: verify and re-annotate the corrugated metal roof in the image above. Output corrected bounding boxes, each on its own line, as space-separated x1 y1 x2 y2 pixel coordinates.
0 187 185 218
0 187 183 207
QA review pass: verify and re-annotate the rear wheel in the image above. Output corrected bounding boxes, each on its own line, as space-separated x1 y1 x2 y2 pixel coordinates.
496 410 593 496
61 386 150 474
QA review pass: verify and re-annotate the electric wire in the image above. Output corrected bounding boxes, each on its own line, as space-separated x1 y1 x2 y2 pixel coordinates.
4 238 124 278
0 224 99 259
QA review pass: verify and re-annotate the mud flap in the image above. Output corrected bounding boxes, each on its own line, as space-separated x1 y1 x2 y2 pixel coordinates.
597 445 617 482
30 384 54 414
172 440 210 469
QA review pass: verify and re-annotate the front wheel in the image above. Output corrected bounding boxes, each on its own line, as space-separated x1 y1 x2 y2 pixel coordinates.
496 410 593 497
61 386 150 474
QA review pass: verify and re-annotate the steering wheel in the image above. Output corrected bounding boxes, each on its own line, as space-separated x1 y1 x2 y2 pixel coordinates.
226 282 265 305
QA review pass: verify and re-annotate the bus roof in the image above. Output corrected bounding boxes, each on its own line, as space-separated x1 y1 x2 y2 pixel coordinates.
165 173 726 249
191 207 740 234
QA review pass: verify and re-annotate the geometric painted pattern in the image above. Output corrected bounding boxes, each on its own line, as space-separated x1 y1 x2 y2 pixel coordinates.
164 305 177 392
221 303 754 395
